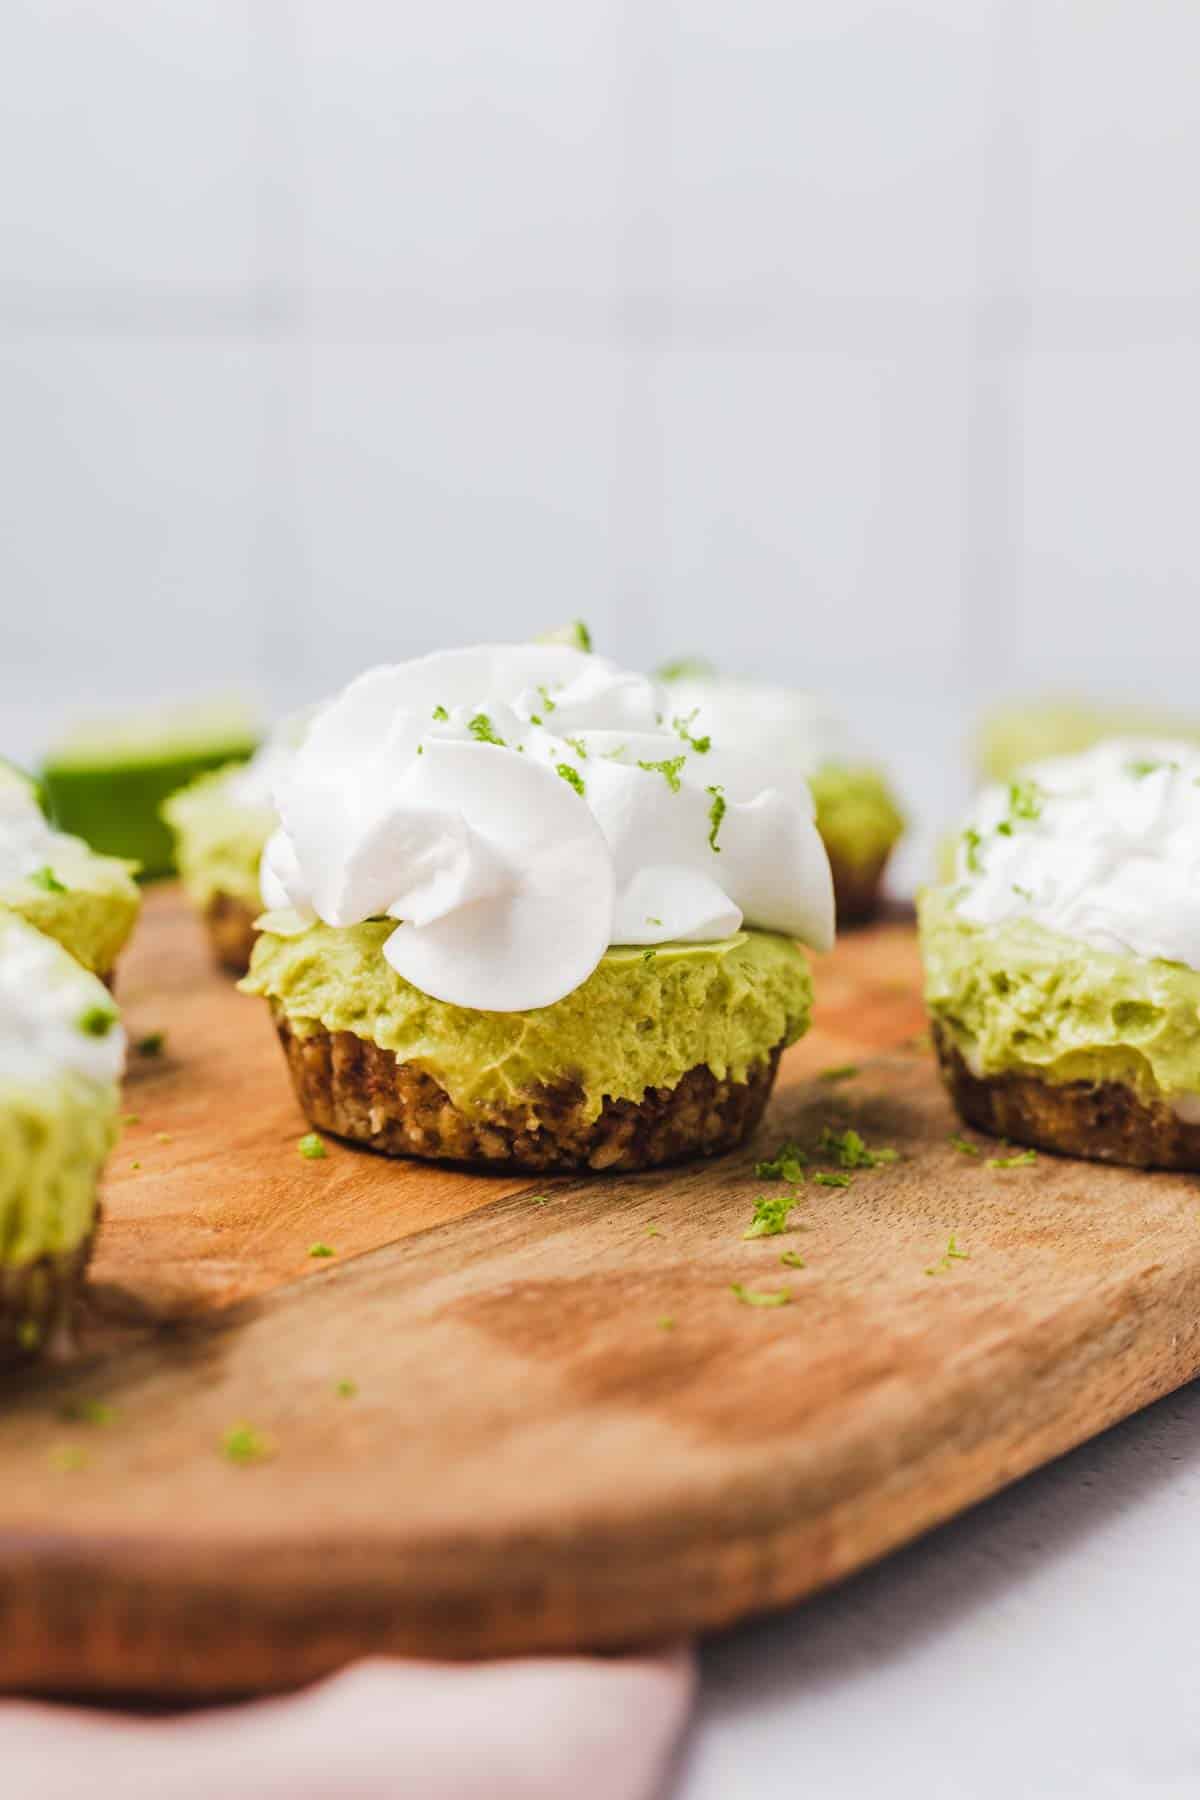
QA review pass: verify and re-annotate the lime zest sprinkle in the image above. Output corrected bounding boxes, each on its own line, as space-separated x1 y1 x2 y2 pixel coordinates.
949 1134 981 1157
925 1233 971 1277
556 762 586 798
154 1131 172 1144
77 1004 118 1038
528 1194 549 1206
731 1283 793 1308
298 1133 327 1160
962 827 984 874
58 1398 115 1426
1007 777 1045 821
672 709 711 754
1128 756 1177 780
637 753 687 793
657 1315 676 1331
646 915 662 926
222 1424 275 1465
122 1114 141 1126
646 1225 664 1238
706 784 726 852
49 1445 89 1473
308 1242 336 1258
754 1141 808 1183
335 1378 358 1398
780 1250 806 1269
135 1031 165 1057
818 1126 899 1169
28 865 67 892
813 1170 852 1188
564 735 588 759
431 704 449 721
654 655 715 683
642 947 657 962
819 1064 858 1084
987 1148 1038 1168
468 712 506 747
536 683 558 715
743 1193 799 1239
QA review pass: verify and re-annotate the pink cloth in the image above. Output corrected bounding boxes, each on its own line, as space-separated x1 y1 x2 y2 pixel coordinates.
2 1649 693 1800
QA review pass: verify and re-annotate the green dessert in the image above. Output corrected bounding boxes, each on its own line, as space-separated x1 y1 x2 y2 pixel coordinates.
162 711 311 974
654 667 904 923
43 698 260 879
921 740 1200 1168
977 697 1200 786
807 763 906 924
245 916 811 1168
0 763 140 981
242 644 835 1172
0 912 123 1355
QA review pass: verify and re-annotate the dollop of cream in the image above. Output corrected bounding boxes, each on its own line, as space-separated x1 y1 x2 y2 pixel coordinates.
221 709 314 810
659 675 857 778
0 911 126 1087
262 645 834 1010
952 739 1200 969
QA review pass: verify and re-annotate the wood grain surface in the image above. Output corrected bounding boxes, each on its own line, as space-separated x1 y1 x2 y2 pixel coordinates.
3 887 1199 1697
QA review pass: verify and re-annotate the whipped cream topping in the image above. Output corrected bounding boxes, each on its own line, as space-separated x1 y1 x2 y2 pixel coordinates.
952 739 1200 970
262 645 834 1011
658 675 857 778
221 709 314 811
0 912 126 1087
0 773 88 890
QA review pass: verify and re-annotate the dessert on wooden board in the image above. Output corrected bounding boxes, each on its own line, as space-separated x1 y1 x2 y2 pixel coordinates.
163 714 310 976
655 661 904 924
921 740 1200 1169
241 640 834 1171
0 762 139 983
0 911 124 1358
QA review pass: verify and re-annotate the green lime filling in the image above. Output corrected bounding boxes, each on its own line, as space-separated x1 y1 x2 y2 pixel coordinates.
0 1070 117 1268
0 844 140 978
243 920 812 1123
162 766 272 911
919 886 1200 1105
809 761 905 875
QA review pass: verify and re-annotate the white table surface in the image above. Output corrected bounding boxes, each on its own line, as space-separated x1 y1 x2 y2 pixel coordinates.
673 1378 1200 1798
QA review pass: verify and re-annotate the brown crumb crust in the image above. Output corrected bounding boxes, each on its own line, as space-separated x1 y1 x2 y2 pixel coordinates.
204 892 259 977
272 1008 782 1173
0 1224 96 1362
932 1020 1200 1171
827 846 891 927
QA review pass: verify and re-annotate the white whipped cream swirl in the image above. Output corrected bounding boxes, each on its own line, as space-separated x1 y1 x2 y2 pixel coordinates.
659 675 856 777
0 771 85 889
262 645 834 1011
0 912 126 1087
953 739 1200 969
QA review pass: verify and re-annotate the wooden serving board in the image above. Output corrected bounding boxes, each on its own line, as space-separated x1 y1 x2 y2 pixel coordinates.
3 887 1200 1698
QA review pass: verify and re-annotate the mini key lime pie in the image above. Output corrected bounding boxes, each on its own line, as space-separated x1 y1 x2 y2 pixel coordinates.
0 912 124 1356
242 643 834 1171
0 764 140 983
163 716 308 975
921 740 1200 1168
657 665 904 924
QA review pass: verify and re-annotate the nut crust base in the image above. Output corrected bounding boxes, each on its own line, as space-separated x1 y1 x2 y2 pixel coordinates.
0 1223 96 1361
827 847 891 927
273 1009 782 1173
204 892 259 977
932 1020 1200 1171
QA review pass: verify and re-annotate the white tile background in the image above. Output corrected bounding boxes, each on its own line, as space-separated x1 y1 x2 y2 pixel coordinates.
2 0 1198 884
